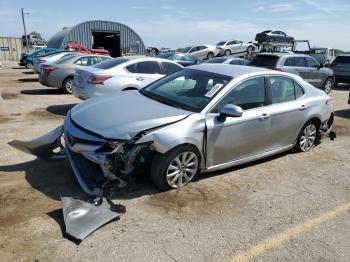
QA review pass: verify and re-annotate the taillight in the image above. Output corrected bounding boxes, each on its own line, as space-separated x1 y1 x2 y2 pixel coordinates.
269 67 282 71
43 66 57 73
326 97 333 107
87 75 112 84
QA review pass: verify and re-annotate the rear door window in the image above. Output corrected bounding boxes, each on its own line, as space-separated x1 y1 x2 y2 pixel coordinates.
269 76 296 103
294 57 306 67
136 61 162 74
284 57 295 66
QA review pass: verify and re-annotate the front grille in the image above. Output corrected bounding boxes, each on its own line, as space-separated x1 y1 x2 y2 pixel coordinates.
68 147 107 190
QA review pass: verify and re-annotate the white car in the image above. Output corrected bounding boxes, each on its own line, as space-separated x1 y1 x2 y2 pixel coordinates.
72 56 183 100
216 40 255 57
177 45 220 60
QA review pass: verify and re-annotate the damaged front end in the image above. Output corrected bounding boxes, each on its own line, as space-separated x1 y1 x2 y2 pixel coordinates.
9 114 153 197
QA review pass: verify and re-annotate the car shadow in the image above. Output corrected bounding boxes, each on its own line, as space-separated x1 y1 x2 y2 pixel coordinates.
17 78 38 82
21 89 63 95
335 108 350 119
47 104 77 116
0 146 311 203
22 71 35 75
12 67 25 69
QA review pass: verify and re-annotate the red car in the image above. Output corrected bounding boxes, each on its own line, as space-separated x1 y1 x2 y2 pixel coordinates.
65 43 110 56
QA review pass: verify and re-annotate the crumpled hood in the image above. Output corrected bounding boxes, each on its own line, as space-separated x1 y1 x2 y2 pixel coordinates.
70 91 191 140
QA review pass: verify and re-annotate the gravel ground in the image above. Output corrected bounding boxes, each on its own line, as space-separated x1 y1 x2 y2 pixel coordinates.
0 61 349 262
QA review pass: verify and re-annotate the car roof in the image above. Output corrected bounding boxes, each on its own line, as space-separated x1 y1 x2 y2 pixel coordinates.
256 53 310 58
188 63 269 77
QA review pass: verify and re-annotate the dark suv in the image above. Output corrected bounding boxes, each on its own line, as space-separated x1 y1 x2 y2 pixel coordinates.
330 55 350 87
248 53 335 93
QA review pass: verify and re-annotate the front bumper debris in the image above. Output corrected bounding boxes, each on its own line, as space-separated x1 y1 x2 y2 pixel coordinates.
9 126 66 159
62 196 125 240
320 112 336 140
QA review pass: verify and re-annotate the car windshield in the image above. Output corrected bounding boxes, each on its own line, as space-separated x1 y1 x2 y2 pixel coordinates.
177 47 192 53
248 55 279 67
216 41 227 46
93 58 128 69
140 68 232 113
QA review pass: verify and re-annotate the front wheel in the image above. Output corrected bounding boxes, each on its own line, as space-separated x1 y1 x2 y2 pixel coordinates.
224 49 231 56
151 145 200 190
295 121 318 152
323 77 333 94
62 77 74 94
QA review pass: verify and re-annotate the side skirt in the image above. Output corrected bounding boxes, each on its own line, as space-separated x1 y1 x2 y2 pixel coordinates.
202 144 294 173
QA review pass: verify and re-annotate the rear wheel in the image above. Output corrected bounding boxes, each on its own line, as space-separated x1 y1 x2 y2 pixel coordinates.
151 145 200 191
25 61 33 69
295 121 318 152
62 77 74 94
323 77 333 94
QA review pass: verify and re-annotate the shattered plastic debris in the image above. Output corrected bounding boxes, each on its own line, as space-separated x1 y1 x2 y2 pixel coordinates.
61 196 126 240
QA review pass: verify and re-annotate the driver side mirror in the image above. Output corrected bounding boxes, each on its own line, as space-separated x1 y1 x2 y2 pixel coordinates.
217 104 243 122
317 63 323 69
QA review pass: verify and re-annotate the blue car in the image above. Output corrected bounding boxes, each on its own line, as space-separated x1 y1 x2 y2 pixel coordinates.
19 48 60 68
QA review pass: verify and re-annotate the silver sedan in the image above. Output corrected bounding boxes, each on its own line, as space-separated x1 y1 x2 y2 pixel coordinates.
10 64 334 195
72 57 183 100
39 54 111 93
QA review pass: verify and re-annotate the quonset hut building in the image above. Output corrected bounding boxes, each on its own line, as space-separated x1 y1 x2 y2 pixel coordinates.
47 20 146 57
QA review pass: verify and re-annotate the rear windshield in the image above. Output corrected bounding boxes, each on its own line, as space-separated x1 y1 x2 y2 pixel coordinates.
216 41 226 46
93 58 128 69
55 54 77 64
248 55 279 67
206 57 227 63
333 56 350 64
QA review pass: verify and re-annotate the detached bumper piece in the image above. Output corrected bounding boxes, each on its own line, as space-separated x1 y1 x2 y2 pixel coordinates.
8 126 66 160
61 196 125 240
320 112 336 140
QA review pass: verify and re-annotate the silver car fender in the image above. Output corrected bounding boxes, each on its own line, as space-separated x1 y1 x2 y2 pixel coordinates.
135 114 206 167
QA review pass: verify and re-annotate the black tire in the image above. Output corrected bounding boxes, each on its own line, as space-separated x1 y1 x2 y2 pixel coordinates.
295 121 319 152
62 77 74 94
224 49 231 56
25 61 33 69
207 52 214 60
323 77 333 94
150 144 200 191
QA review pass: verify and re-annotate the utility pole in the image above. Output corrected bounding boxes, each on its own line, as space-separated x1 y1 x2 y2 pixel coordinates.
21 8 29 52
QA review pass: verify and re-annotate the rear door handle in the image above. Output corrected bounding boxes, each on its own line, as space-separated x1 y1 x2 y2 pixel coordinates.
136 77 144 81
299 105 309 110
258 113 270 120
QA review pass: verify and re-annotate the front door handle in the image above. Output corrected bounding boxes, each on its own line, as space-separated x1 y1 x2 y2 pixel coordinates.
136 77 144 81
258 113 270 120
299 105 309 110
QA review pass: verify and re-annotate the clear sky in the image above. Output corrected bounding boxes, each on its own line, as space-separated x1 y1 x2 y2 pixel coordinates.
1 0 349 50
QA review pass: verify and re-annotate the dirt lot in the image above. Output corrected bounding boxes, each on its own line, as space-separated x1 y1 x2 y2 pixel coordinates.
0 60 350 262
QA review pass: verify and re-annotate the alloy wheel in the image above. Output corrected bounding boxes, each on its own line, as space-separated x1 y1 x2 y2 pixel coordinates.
324 79 333 94
299 124 317 151
166 151 198 188
65 79 73 93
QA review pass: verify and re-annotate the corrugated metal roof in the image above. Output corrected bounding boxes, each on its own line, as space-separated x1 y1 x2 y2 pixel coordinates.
47 20 146 55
